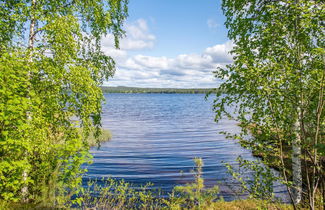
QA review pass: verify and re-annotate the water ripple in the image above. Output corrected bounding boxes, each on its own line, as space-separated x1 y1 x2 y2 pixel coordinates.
84 93 288 201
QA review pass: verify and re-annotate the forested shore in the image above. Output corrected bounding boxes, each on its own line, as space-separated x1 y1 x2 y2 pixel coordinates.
101 86 216 94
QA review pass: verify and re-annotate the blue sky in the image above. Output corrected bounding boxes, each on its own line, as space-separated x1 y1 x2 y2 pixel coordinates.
103 0 233 88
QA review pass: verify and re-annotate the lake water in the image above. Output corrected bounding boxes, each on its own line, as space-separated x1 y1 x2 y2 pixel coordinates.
84 93 287 200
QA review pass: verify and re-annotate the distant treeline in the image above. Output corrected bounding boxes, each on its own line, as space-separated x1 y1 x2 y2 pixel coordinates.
101 86 219 94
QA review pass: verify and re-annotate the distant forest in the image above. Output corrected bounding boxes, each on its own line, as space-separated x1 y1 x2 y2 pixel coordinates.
101 86 217 94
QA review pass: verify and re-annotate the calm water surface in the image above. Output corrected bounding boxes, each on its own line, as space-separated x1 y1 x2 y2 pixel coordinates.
84 93 287 200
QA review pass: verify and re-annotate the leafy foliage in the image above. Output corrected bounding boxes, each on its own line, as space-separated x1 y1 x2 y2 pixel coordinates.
0 158 293 209
0 0 128 204
224 156 278 201
214 0 324 208
167 158 220 209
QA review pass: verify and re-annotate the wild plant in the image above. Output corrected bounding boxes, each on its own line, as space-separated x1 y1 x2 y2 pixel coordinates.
166 158 220 209
224 156 278 201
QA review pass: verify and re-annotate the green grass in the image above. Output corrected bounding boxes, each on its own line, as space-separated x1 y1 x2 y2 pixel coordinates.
0 199 293 210
208 199 293 210
0 158 294 209
86 128 112 147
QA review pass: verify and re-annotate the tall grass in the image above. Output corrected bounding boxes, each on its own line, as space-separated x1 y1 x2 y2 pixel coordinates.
75 158 291 210
86 129 112 147
0 158 292 209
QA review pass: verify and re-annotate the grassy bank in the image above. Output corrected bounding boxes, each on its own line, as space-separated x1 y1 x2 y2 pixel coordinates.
0 199 292 210
85 128 112 147
0 158 292 209
208 199 292 210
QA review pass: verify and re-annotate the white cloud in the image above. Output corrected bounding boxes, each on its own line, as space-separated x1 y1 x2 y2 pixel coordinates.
101 19 156 53
102 45 128 61
105 41 233 88
204 41 233 63
126 19 155 41
120 39 154 50
207 18 219 29
174 54 214 70
132 55 170 70
100 18 233 88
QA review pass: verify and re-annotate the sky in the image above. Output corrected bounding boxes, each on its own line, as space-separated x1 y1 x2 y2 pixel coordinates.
102 0 233 88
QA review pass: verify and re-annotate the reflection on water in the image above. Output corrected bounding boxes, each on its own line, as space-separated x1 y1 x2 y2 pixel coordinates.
84 93 287 200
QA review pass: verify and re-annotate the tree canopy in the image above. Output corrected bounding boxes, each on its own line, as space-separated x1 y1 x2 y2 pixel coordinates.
0 0 128 205
214 0 324 208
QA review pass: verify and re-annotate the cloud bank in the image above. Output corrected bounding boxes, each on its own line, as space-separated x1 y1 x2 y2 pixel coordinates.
101 19 233 88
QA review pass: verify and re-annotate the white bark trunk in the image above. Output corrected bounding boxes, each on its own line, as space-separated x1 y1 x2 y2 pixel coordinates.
292 116 302 205
22 0 36 202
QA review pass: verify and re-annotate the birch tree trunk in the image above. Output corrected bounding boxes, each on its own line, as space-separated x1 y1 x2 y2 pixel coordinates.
291 0 303 205
292 111 302 205
22 0 36 202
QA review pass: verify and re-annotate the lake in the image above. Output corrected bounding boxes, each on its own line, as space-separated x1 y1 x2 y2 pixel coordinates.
84 93 287 200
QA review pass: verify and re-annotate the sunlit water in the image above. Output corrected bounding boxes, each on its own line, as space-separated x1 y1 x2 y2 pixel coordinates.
84 93 288 201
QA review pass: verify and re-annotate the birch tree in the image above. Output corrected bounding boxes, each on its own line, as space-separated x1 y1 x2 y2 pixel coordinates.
0 0 128 205
214 0 324 208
